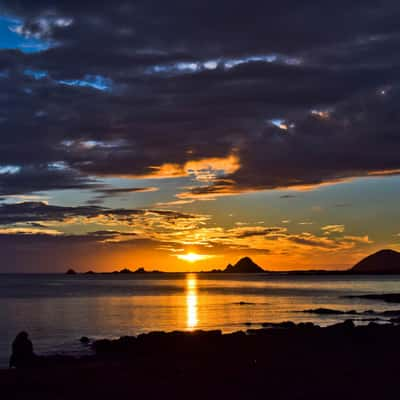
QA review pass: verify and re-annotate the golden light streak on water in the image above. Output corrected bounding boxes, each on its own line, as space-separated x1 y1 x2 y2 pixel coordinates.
186 274 198 329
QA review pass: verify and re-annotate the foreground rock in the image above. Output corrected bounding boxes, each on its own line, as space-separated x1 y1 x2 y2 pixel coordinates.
302 307 400 316
347 293 400 303
3 322 400 399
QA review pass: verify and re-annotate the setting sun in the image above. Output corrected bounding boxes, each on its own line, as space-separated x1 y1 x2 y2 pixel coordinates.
178 253 209 263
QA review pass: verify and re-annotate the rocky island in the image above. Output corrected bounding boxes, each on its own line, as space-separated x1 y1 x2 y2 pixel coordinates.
224 257 265 273
350 249 400 274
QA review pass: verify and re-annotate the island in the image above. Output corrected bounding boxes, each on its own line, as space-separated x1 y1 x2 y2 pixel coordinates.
65 268 77 275
350 249 400 274
224 257 264 273
65 249 400 275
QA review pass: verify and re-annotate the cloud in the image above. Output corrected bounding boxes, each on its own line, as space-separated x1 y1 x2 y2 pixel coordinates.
0 1 399 198
89 186 159 203
0 199 375 270
0 202 205 230
322 225 345 234
0 1 395 272
230 227 287 239
0 226 61 235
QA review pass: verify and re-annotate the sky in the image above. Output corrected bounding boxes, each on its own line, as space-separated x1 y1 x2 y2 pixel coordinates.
0 1 399 272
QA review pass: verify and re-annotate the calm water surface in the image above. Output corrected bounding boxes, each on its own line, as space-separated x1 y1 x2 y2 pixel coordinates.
1 273 400 367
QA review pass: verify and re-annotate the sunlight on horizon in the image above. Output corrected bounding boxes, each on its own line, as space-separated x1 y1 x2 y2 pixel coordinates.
178 252 211 263
186 274 198 329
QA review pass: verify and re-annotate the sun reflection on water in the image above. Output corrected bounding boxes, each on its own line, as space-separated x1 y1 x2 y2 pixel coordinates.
186 274 198 329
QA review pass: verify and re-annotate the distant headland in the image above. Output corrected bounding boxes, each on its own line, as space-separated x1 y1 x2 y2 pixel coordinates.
66 267 165 275
65 249 400 275
349 249 400 274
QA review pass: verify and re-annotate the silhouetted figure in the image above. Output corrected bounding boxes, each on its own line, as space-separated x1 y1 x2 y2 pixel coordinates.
9 331 36 368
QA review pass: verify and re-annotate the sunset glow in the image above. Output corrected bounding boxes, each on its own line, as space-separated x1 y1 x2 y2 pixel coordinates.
178 253 211 263
3 3 400 399
0 1 399 275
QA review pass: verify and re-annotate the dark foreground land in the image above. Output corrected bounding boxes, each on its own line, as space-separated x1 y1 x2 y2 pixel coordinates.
2 321 400 400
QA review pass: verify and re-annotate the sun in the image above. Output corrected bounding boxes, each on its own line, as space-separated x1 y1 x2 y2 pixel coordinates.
178 252 208 263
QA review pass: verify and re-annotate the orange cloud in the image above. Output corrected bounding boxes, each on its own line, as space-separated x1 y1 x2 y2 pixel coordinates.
129 154 240 181
367 169 400 176
184 154 240 181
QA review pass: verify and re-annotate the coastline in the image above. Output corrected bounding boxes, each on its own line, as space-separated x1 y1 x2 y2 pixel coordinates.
2 321 400 399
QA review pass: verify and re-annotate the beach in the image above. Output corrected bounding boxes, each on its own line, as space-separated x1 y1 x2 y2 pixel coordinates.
1 321 400 399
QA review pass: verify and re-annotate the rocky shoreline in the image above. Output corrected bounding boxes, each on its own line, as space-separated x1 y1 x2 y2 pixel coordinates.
2 320 400 399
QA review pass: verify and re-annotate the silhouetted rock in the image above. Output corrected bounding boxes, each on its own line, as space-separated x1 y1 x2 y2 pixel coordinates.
80 336 90 344
261 321 297 329
134 267 146 273
7 323 400 400
119 268 133 274
303 308 347 315
297 322 317 329
347 293 400 303
350 249 400 274
326 319 355 331
92 339 113 354
224 257 264 273
84 270 95 275
9 332 36 368
66 269 77 275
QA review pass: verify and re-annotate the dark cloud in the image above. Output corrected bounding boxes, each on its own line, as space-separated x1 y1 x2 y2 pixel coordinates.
0 1 399 195
0 201 199 225
88 186 158 204
87 230 137 237
94 187 157 196
233 227 286 239
287 236 338 249
0 164 96 195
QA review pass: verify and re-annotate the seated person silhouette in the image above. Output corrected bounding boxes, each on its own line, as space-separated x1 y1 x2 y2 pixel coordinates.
9 331 36 368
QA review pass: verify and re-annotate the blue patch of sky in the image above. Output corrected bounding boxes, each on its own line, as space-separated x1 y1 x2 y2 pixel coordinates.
224 55 277 69
0 16 50 53
147 54 301 76
58 75 112 91
24 69 48 80
0 165 21 174
150 63 201 74
205 175 400 239
23 69 112 92
271 119 285 127
47 162 68 171
61 139 125 149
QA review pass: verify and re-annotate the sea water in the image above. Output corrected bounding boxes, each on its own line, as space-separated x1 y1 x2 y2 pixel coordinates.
1 273 399 367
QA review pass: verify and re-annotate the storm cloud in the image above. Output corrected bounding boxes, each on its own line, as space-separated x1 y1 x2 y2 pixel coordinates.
0 1 399 197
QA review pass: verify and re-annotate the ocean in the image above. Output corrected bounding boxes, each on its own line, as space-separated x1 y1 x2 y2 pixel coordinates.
1 273 399 367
